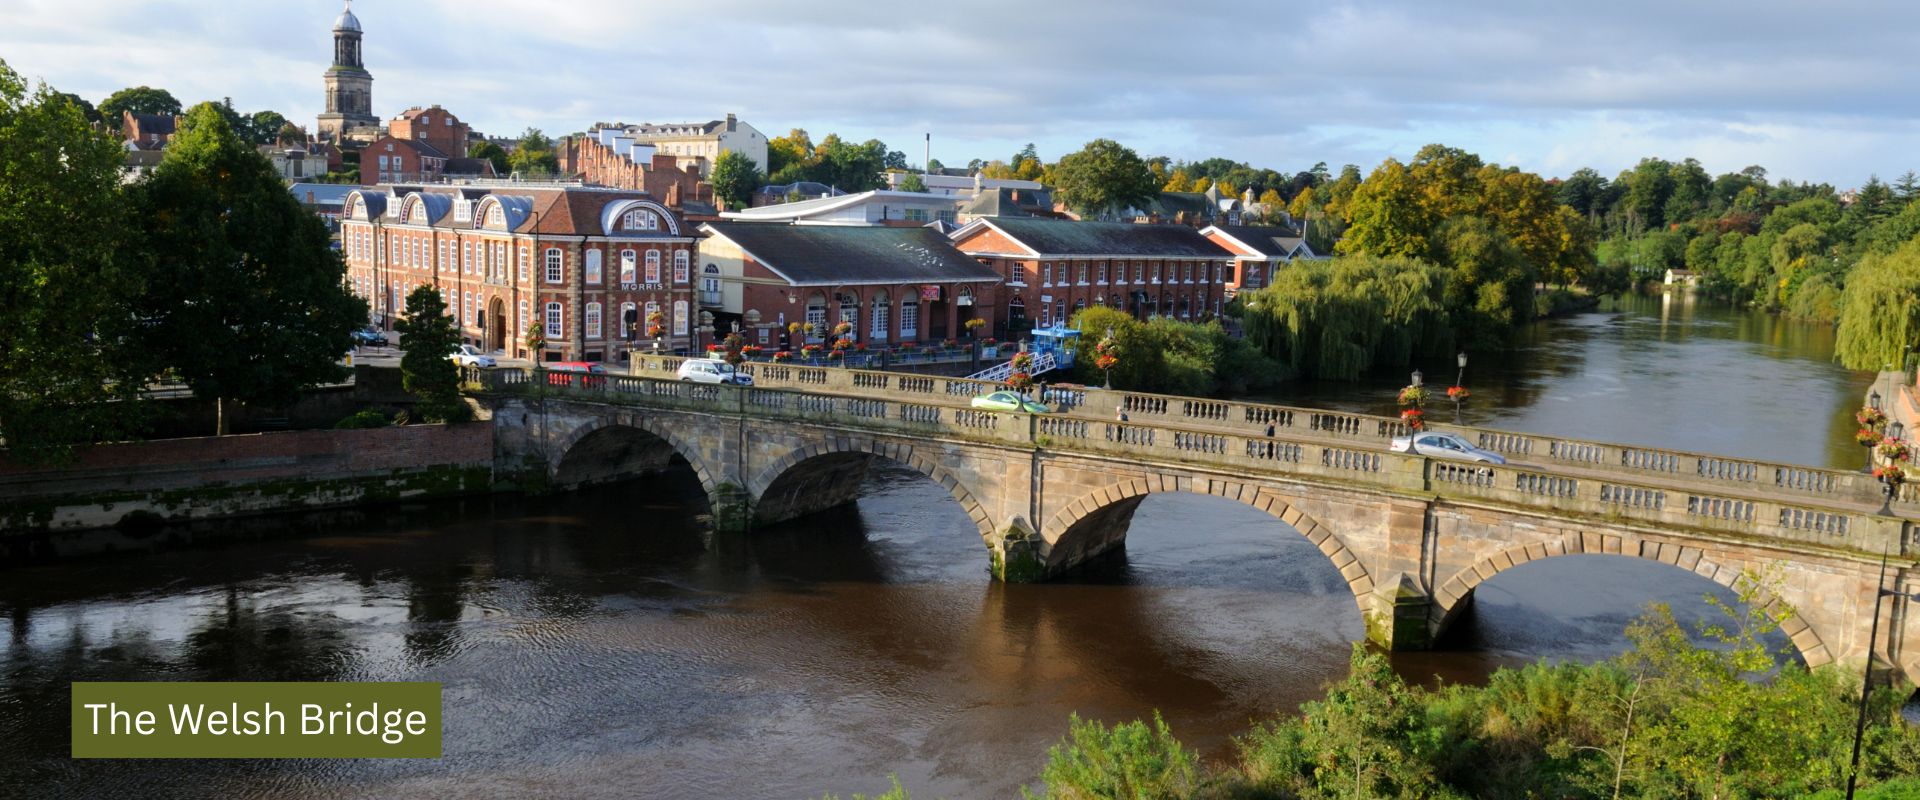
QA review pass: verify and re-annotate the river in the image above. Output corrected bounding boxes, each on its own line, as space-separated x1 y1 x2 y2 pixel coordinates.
0 293 1882 799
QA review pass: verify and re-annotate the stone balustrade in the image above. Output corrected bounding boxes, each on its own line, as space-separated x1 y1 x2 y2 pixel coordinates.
480 366 1911 558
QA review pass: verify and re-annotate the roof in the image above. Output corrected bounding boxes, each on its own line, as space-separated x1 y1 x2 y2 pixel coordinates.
1203 225 1307 257
334 3 361 32
721 190 958 223
442 157 495 176
1140 192 1214 217
958 218 1233 258
959 188 1055 218
289 183 357 207
758 181 844 198
701 223 1003 286
125 113 175 135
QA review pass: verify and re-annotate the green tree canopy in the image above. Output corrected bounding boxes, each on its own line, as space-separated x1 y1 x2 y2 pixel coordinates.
1052 139 1158 219
708 149 765 210
467 140 509 174
1836 237 1920 371
508 127 559 176
895 172 928 193
125 102 366 434
99 85 180 121
395 286 470 423
1241 254 1453 380
244 110 289 146
0 60 149 458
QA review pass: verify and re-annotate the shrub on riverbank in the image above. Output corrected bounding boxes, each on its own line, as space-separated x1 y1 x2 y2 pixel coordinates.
1014 577 1920 800
1069 307 1289 396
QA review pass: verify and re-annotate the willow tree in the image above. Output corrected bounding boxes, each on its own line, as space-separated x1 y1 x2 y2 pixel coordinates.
1243 255 1451 381
1835 238 1920 371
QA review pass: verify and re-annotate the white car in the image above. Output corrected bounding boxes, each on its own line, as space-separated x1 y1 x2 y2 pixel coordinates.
1389 431 1506 464
676 357 753 386
450 344 496 368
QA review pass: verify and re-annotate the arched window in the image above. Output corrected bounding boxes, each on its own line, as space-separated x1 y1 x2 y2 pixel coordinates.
623 209 658 231
585 250 603 284
899 298 919 339
585 302 602 339
620 250 637 284
486 205 504 227
1095 295 1106 306
805 292 828 340
463 292 473 327
544 303 563 338
672 300 688 336
544 248 563 283
869 290 889 341
673 250 689 283
837 292 859 335
645 250 661 284
1008 296 1026 323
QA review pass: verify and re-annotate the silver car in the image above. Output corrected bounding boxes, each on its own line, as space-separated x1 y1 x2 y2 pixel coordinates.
1389 431 1506 464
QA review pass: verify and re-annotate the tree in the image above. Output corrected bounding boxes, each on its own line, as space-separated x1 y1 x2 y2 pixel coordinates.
1836 238 1920 371
244 110 288 146
98 85 181 122
1010 143 1038 170
925 157 944 173
394 286 469 423
767 128 813 176
708 150 764 211
1337 158 1434 258
0 60 148 459
52 92 100 124
1557 167 1609 217
508 127 559 175
896 172 928 193
1051 139 1158 218
468 140 509 174
1162 168 1190 192
125 102 366 435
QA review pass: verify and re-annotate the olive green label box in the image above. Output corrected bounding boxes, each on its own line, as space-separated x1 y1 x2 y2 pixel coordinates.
72 682 442 758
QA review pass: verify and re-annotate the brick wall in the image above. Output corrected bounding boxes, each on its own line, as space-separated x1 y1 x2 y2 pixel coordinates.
0 424 495 533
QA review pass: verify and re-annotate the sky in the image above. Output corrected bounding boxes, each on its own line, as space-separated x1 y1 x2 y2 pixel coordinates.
3 0 1917 187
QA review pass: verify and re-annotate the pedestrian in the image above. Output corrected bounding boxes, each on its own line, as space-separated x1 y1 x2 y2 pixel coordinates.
1117 408 1129 423
1265 422 1276 438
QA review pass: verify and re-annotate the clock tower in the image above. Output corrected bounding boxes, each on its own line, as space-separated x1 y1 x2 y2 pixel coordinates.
316 1 376 141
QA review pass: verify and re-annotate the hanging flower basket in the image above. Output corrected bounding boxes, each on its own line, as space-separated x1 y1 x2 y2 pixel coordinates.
1096 353 1118 371
1858 407 1889 430
1858 427 1884 446
827 350 845 360
833 321 853 337
1874 465 1908 485
1447 385 1470 401
1398 385 1431 408
1400 408 1426 430
645 324 664 339
1878 437 1912 463
771 351 793 362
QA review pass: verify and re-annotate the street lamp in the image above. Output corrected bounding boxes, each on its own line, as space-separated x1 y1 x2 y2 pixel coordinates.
1845 549 1920 800
1453 352 1469 423
1870 390 1883 411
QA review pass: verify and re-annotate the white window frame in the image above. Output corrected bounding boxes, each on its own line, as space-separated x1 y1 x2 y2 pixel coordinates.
645 250 661 284
544 302 563 338
585 249 603 284
899 301 918 339
672 300 688 336
585 302 602 339
621 250 638 284
544 248 563 284
673 250 689 283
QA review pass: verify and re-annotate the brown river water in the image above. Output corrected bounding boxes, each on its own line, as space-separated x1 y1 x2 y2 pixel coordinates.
0 294 1886 798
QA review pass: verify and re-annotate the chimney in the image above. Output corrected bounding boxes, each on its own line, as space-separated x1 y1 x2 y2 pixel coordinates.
726 113 737 132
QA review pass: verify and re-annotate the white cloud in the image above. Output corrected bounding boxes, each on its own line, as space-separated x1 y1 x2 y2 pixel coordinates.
3 0 1914 186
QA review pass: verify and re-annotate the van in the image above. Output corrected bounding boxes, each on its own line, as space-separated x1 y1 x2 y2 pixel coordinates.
676 358 753 386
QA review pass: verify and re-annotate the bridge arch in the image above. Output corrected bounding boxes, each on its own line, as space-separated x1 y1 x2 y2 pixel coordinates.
1042 475 1375 613
750 438 995 542
550 414 719 496
1433 543 1835 669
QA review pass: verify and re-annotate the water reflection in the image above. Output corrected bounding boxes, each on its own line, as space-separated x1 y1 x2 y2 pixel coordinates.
1261 293 1875 469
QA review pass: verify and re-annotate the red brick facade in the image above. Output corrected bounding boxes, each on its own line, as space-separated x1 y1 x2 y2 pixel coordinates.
387 105 469 157
341 187 698 362
558 135 714 212
949 224 1230 330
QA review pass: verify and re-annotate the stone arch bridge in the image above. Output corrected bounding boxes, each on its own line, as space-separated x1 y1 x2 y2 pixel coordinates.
476 360 1920 684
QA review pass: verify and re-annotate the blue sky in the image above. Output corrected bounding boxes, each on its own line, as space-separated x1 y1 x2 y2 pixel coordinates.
4 0 1916 187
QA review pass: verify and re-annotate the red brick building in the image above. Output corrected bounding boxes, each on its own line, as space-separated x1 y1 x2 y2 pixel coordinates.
557 133 715 214
697 223 1002 348
342 185 697 362
360 106 494 185
1198 224 1320 297
948 217 1233 331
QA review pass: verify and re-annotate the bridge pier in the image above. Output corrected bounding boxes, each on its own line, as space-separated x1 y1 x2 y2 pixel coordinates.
1369 573 1440 650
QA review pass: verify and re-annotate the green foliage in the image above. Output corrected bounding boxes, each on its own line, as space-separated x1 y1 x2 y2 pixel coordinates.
1069 306 1286 395
468 140 510 174
818 775 913 800
333 410 390 429
1836 238 1920 370
395 286 469 423
0 59 149 459
125 102 365 433
508 128 559 175
98 85 180 121
1028 712 1201 800
708 150 764 211
896 172 928 193
1240 255 1453 381
1052 139 1160 219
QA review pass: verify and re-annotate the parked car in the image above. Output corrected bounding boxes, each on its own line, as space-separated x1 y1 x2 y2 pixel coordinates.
970 391 1051 414
676 358 753 386
350 328 389 347
547 361 607 388
1389 431 1506 464
450 344 496 368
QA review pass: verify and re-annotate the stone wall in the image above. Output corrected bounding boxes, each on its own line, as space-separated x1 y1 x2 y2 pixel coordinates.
0 423 494 535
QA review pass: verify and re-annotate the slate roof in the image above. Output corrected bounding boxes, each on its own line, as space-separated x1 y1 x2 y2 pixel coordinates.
1206 225 1307 257
442 157 495 176
289 182 356 208
959 188 1054 219
967 218 1233 258
702 223 1002 286
1141 192 1215 218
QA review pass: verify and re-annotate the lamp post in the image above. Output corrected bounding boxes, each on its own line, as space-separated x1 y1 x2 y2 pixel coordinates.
1845 547 1920 800
1453 352 1468 423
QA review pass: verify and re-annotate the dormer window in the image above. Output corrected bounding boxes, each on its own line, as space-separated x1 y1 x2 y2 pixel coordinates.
623 209 659 231
486 206 504 227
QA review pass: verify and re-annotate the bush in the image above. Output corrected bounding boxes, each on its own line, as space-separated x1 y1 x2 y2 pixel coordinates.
333 410 389 429
1030 712 1201 799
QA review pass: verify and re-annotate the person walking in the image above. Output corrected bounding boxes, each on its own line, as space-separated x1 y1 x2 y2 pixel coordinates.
1265 422 1276 437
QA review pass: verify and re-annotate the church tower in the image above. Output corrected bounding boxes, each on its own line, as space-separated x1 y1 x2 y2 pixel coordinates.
316 1 376 141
